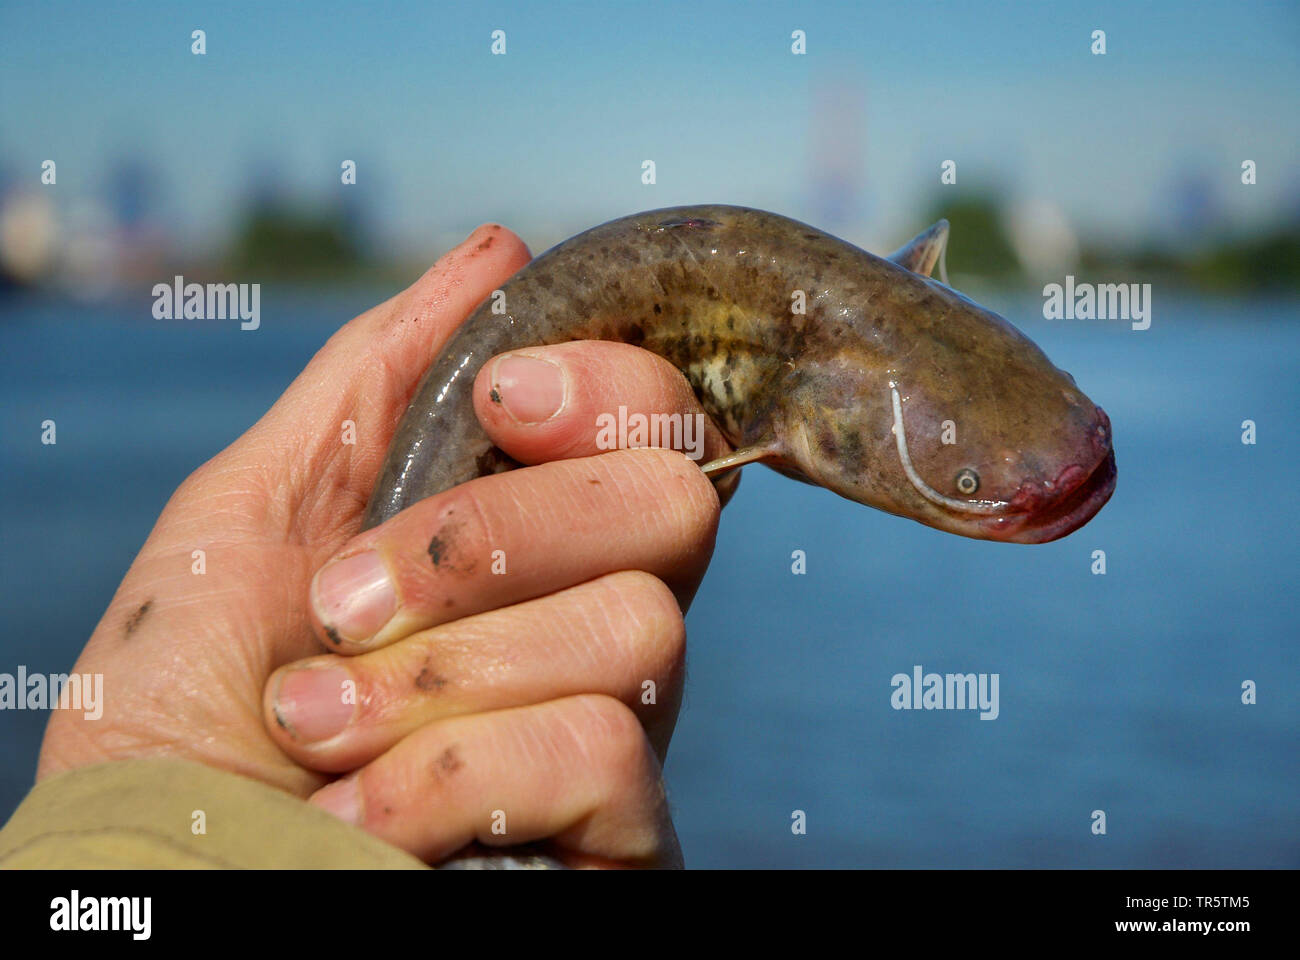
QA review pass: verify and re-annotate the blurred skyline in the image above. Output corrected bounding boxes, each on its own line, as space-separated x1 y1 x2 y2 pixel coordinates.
1 0 1297 287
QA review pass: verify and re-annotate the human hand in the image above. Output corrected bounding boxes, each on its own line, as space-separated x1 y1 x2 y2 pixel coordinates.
39 224 732 867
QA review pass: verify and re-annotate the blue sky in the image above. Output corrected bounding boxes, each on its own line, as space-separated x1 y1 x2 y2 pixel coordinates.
2 0 1296 258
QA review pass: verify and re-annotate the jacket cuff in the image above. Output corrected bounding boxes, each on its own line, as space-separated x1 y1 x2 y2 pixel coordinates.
0 758 426 869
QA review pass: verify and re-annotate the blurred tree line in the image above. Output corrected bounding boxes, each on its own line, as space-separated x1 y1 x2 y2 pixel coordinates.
924 188 1299 292
227 203 361 278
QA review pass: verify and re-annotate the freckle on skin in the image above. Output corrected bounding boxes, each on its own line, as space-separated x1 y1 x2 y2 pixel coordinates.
124 599 153 638
434 746 464 779
415 663 449 692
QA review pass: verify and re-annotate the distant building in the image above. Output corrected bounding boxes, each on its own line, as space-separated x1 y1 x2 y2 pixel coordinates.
807 80 869 231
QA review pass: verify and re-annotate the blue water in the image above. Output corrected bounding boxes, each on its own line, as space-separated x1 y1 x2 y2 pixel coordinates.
1 289 1297 867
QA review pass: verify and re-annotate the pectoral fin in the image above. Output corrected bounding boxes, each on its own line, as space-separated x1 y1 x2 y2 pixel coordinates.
888 219 950 285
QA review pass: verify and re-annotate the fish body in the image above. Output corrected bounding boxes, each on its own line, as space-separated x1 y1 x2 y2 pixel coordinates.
365 205 1115 543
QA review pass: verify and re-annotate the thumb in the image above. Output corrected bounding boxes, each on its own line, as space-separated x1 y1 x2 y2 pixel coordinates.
472 340 741 505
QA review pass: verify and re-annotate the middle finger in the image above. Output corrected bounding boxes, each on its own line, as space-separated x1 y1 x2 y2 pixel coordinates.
267 570 686 772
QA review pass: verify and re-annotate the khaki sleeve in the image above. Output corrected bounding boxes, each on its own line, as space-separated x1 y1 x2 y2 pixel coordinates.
0 758 427 869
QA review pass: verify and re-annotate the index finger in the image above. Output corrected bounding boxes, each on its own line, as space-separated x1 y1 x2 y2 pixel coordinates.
203 224 533 549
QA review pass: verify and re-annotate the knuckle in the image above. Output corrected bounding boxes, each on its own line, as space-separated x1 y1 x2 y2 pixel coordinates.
675 461 723 523
570 694 655 782
628 446 721 517
601 450 719 578
600 571 685 657
592 342 681 400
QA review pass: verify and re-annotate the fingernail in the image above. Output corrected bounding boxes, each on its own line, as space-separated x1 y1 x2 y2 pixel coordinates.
310 777 362 826
312 551 396 644
491 354 566 423
273 666 355 743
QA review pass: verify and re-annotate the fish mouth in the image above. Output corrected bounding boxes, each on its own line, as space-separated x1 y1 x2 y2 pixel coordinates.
983 447 1117 543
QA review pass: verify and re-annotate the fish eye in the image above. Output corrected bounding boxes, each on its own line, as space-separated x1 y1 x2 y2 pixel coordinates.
955 468 979 495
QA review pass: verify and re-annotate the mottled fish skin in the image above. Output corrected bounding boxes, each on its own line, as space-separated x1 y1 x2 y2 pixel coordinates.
365 204 1115 544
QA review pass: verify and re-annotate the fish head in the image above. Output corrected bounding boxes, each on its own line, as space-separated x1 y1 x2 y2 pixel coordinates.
784 270 1115 543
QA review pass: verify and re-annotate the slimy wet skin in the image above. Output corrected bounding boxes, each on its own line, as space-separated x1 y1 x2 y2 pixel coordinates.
365 205 1115 543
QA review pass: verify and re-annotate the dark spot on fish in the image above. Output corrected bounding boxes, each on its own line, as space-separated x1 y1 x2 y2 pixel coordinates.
727 314 736 330
428 535 447 567
489 387 502 404
653 303 662 314
324 626 342 646
707 286 719 300
434 745 464 779
124 599 153 638
838 424 865 468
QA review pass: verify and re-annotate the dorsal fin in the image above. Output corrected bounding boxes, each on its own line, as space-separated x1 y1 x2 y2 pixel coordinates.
887 220 949 284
